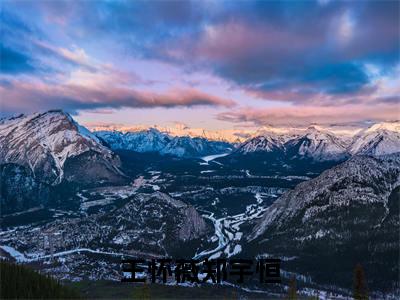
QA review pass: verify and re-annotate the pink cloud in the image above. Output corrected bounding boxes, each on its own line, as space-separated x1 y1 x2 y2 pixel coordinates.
195 21 318 62
160 20 319 67
0 79 235 114
244 83 380 106
217 104 400 126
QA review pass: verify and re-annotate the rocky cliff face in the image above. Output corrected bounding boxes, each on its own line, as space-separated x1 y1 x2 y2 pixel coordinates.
248 154 400 291
0 110 127 214
0 110 125 186
179 205 208 241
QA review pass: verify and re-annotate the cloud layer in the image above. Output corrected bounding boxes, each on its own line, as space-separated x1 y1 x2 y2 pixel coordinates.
217 104 400 127
0 0 399 126
0 78 234 114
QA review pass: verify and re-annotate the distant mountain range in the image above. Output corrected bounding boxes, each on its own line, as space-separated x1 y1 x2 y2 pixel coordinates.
96 121 400 162
95 129 233 158
0 110 399 217
1 111 398 181
87 122 378 144
0 111 398 194
234 122 400 161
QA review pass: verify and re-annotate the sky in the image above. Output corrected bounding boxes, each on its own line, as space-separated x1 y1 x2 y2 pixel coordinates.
0 0 399 131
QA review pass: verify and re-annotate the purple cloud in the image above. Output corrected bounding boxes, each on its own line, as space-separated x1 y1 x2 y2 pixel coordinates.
0 78 235 115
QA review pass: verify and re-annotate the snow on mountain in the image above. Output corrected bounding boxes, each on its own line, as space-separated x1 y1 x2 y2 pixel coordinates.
250 153 400 240
235 134 286 154
161 136 232 157
235 126 349 161
285 126 349 161
0 110 124 185
86 121 375 144
88 123 249 143
95 128 171 153
246 153 400 291
349 121 400 156
88 122 356 144
95 129 233 158
234 122 399 161
1 191 209 260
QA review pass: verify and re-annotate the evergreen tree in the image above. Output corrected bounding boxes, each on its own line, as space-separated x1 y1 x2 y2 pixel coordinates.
353 263 368 300
0 261 80 299
287 275 297 300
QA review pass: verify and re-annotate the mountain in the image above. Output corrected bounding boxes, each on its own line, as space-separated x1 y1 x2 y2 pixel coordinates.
87 122 364 144
88 123 249 143
0 110 125 186
235 134 286 154
161 135 232 157
1 192 210 276
349 121 400 156
233 126 348 161
284 126 349 161
95 129 233 158
0 110 126 214
219 126 350 177
248 153 400 291
95 129 170 153
227 122 400 163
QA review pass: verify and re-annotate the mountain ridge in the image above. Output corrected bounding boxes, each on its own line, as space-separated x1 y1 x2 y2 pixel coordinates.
246 153 400 291
95 128 233 158
234 121 400 161
0 110 125 185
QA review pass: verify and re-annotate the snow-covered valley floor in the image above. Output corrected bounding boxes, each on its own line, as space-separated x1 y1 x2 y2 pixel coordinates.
194 192 272 260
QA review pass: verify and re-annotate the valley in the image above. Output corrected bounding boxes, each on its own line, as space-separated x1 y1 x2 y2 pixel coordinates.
1 111 399 299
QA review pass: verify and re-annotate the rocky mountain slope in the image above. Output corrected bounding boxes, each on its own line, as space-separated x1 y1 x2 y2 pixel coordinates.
0 110 127 214
1 192 209 262
0 110 125 186
95 129 233 158
235 134 286 154
248 153 400 291
284 126 349 161
233 122 399 161
349 122 400 156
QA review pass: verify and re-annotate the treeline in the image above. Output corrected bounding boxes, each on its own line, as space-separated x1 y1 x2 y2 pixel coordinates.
0 261 80 299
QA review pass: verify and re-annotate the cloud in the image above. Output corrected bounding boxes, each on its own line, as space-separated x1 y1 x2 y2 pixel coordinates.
217 104 400 127
336 10 355 45
0 78 235 115
1 0 399 124
241 64 400 108
33 41 98 72
144 1 399 105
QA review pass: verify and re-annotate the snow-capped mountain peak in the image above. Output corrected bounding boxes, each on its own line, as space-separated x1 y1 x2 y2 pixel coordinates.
95 128 233 158
364 121 400 133
234 121 399 161
236 134 285 154
0 110 123 185
283 126 349 161
349 121 400 156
